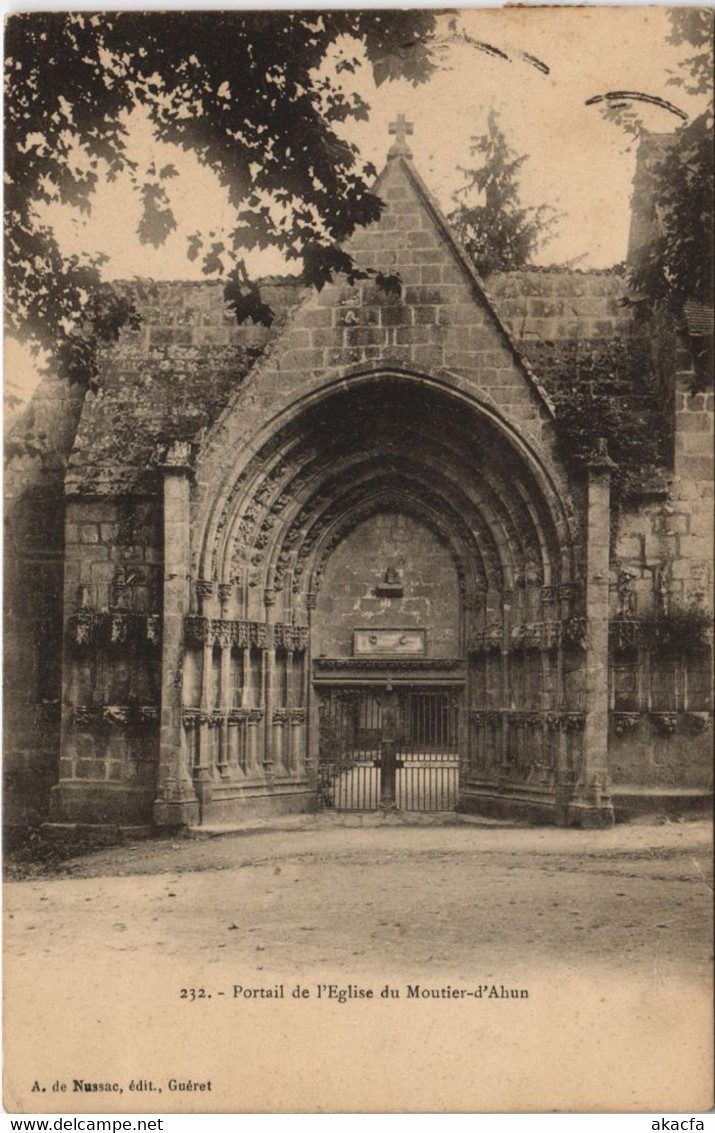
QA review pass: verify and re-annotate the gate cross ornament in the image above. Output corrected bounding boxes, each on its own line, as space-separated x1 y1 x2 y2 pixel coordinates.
379 686 400 809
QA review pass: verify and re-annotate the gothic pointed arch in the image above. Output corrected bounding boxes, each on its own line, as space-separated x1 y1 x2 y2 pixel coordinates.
196 372 579 614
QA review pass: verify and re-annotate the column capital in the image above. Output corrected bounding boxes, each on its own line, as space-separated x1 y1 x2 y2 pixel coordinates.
584 437 617 475
154 439 196 476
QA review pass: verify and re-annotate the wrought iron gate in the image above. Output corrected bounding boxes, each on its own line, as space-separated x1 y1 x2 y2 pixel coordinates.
318 687 460 812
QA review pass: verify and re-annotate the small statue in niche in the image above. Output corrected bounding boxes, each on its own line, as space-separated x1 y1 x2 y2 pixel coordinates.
375 565 404 598
655 565 671 616
617 569 637 619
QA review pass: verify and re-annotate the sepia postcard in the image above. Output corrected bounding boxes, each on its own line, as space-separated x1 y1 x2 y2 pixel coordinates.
3 5 713 1115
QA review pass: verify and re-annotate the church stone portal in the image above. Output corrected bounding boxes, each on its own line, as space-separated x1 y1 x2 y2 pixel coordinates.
6 119 711 837
143 367 602 829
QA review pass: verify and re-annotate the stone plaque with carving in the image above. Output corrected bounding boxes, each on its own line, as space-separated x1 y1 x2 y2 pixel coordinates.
353 628 426 656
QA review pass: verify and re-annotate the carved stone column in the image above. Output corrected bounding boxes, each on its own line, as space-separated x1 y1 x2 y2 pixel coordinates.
568 440 615 827
305 592 317 774
500 588 514 772
195 580 216 799
153 441 200 827
262 588 277 778
219 621 233 776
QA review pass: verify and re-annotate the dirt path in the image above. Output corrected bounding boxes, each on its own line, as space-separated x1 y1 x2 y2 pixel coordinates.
6 818 714 979
4 818 713 1113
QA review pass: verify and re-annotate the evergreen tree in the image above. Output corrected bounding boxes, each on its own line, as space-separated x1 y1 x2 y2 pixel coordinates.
448 110 557 276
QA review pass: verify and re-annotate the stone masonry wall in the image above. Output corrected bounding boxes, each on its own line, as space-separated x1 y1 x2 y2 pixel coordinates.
609 374 713 791
67 279 303 496
4 375 86 831
487 269 631 344
55 497 164 823
312 512 460 659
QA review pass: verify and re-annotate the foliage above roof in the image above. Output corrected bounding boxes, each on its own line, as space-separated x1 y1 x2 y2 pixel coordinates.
5 10 437 389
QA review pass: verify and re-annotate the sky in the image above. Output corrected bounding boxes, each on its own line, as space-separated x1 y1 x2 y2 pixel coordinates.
4 5 712 406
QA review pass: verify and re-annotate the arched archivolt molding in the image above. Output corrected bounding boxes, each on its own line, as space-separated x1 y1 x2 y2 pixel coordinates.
196 371 578 598
298 485 484 595
305 492 478 604
222 446 534 616
262 463 504 598
211 455 562 622
194 364 570 551
217 432 537 598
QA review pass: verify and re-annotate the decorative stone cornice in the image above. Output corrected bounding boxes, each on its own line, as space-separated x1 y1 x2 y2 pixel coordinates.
185 707 265 727
184 617 269 649
71 704 159 728
468 618 587 655
469 710 503 728
683 713 710 736
67 612 162 649
181 709 223 728
227 708 252 723
469 708 586 732
609 711 711 737
313 657 465 673
650 712 678 736
72 706 96 727
510 623 548 652
273 623 310 652
610 616 713 654
612 712 641 736
561 712 586 732
468 624 503 654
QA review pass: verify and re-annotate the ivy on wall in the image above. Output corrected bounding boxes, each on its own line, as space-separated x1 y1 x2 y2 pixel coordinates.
650 602 712 654
525 332 669 509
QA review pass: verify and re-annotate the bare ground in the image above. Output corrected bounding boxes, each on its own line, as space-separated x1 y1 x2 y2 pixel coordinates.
4 815 713 1113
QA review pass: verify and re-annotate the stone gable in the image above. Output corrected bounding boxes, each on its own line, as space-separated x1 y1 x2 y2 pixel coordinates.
192 154 573 536
200 155 556 452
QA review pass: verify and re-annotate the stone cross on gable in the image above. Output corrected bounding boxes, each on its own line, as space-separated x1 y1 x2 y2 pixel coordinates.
388 113 414 159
